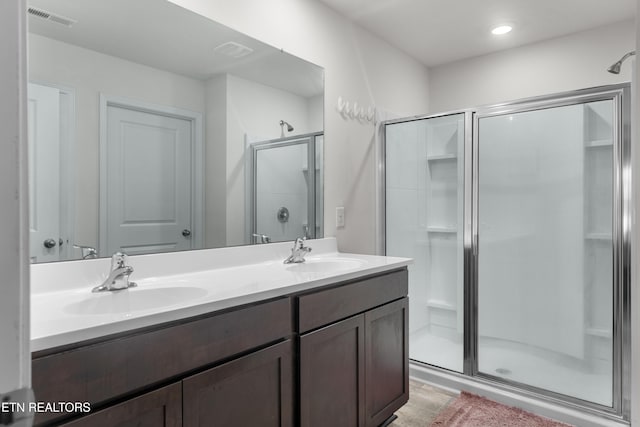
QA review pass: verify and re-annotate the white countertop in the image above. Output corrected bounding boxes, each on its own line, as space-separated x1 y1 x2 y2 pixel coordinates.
31 238 411 352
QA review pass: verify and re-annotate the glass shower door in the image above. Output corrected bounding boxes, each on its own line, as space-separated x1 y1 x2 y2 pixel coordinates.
385 113 466 372
475 99 616 406
250 134 322 244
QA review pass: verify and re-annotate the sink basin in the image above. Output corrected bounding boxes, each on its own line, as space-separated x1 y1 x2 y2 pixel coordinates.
285 257 365 273
64 286 208 315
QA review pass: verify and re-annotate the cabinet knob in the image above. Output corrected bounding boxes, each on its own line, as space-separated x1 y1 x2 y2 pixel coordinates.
43 238 57 249
182 229 192 237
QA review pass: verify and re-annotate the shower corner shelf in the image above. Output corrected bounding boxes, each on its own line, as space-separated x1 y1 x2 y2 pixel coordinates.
585 328 612 339
426 226 457 234
585 233 612 240
427 153 457 162
426 299 456 311
585 139 613 148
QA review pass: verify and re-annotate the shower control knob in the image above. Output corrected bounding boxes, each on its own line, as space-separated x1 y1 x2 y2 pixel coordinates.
43 238 57 249
277 207 290 223
182 229 192 237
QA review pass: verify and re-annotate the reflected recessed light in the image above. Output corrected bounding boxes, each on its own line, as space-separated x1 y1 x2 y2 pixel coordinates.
491 25 513 35
213 41 254 59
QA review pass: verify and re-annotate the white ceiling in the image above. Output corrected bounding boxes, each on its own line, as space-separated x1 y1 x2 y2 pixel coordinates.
317 0 636 67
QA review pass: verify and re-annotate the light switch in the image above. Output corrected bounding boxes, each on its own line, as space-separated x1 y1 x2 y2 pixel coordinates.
336 206 345 228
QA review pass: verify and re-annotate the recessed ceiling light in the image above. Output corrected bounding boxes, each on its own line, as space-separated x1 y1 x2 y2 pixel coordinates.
491 25 513 35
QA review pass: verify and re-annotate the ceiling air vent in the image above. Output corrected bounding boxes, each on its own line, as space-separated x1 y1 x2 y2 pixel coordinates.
28 6 76 27
213 42 254 59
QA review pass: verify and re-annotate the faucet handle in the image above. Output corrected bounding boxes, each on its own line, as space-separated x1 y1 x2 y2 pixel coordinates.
252 233 271 244
284 237 312 264
111 252 127 268
73 244 97 259
292 237 311 252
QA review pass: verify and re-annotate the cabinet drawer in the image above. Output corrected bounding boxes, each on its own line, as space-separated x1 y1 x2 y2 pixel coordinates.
33 297 292 424
298 269 407 333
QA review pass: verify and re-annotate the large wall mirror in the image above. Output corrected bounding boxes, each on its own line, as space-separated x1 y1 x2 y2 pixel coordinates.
27 0 324 263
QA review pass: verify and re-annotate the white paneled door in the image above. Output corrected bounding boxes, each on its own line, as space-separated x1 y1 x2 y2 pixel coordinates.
28 83 61 263
103 103 194 255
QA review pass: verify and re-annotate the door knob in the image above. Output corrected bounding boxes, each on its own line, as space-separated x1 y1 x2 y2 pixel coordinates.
182 229 192 237
43 238 57 249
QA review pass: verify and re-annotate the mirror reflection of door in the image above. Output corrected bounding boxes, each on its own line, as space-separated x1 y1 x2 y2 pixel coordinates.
101 97 202 256
27 0 324 262
28 83 61 263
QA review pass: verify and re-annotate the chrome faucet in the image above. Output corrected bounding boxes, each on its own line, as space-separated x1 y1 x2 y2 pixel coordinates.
252 233 271 244
74 244 98 259
284 238 312 264
92 252 137 292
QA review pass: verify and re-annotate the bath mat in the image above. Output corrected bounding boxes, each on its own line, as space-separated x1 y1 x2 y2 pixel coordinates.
429 392 573 426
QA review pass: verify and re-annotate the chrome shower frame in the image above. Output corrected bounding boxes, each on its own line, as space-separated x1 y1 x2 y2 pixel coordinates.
378 83 632 423
248 131 323 244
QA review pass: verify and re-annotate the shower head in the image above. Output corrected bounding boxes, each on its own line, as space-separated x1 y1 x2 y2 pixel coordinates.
280 120 294 132
607 51 635 74
279 120 294 137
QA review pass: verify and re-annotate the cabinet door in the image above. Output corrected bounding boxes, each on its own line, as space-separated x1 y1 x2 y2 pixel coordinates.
365 298 409 427
300 315 365 427
183 340 293 427
59 382 181 427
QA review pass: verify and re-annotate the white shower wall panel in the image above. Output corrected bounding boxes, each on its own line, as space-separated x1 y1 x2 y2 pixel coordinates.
386 187 428 334
386 121 428 335
385 121 420 191
386 112 464 371
478 105 585 360
255 143 309 243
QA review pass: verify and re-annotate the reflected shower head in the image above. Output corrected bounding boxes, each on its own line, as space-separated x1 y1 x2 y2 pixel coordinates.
280 120 294 132
279 120 294 137
607 51 635 74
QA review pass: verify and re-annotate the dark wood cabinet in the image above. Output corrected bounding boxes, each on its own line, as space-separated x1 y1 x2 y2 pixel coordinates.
32 298 292 425
33 268 409 427
300 315 366 427
59 382 182 427
183 340 293 427
298 270 409 427
365 298 409 427
58 340 294 427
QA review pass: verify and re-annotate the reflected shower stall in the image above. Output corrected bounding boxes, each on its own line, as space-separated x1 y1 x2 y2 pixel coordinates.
383 84 631 420
249 132 324 244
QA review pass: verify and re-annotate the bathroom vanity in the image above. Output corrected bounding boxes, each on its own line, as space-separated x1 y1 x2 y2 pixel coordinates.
30 239 409 426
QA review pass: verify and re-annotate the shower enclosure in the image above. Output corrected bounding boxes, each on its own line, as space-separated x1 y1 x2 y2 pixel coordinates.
249 132 324 244
382 84 631 421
